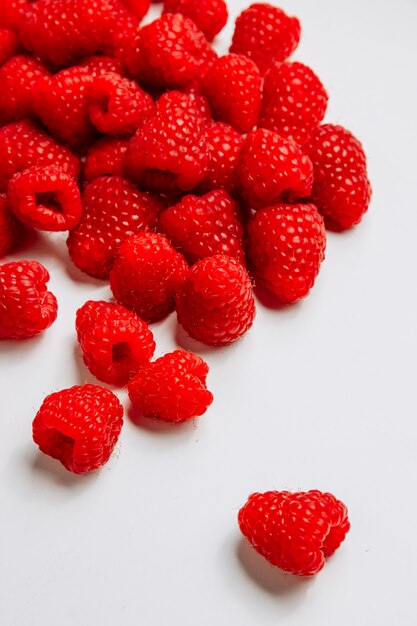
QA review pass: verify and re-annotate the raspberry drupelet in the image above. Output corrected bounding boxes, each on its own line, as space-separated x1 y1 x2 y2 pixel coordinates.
163 0 228 42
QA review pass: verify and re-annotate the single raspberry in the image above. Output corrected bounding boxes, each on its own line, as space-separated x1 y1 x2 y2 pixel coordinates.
201 54 262 134
0 120 81 193
32 384 124 474
0 260 58 339
119 0 149 20
110 232 188 322
0 194 23 258
84 137 130 181
237 129 313 209
238 490 350 576
76 300 155 386
0 28 22 65
79 54 126 78
67 176 161 279
0 0 27 30
124 91 209 193
230 3 301 74
176 255 256 346
248 203 326 303
128 349 213 422
200 122 243 194
0 55 50 127
162 0 228 42
159 189 245 264
259 61 329 145
303 124 372 230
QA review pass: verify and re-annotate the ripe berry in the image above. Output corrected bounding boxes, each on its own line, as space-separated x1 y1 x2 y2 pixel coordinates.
128 349 213 422
238 490 350 576
0 260 58 339
162 0 228 42
79 54 126 78
119 0 150 21
176 255 256 346
0 194 23 258
32 384 124 474
0 28 22 66
201 122 243 194
0 55 50 127
84 137 130 181
0 0 27 30
181 81 212 123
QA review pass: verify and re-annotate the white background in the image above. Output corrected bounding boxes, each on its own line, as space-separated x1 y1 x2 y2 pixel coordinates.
1 0 417 624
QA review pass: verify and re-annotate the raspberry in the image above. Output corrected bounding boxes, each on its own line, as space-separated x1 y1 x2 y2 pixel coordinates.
200 122 243 194
182 81 212 123
0 194 23 258
159 189 245 264
0 55 50 127
175 255 256 346
32 384 124 474
238 490 350 576
128 349 213 422
0 0 27 30
0 28 22 65
88 72 154 136
0 260 58 339
303 124 372 230
67 176 161 279
84 137 130 181
110 232 188 322
248 203 326 303
8 165 82 232
0 120 81 193
259 61 329 145
230 3 301 74
119 0 149 20
162 0 228 42
237 129 313 209
201 54 262 134
124 91 209 193
76 300 155 386
80 54 126 78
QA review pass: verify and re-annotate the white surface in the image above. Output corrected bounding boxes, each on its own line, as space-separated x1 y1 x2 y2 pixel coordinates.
1 1 417 624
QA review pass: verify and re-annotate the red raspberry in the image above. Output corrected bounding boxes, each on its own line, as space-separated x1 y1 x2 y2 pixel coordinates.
124 91 209 193
201 54 262 134
238 490 350 576
67 176 161 279
128 349 213 422
0 260 58 339
76 300 155 386
0 0 27 30
176 255 256 346
88 72 154 136
8 165 82 232
237 129 313 209
259 61 329 145
0 194 23 258
159 189 245 265
181 81 212 123
110 232 188 322
32 384 124 474
119 0 149 20
248 203 326 304
230 3 301 74
201 122 243 194
79 55 126 78
0 55 50 127
303 124 372 230
84 137 130 181
0 120 81 193
0 28 22 65
162 0 228 42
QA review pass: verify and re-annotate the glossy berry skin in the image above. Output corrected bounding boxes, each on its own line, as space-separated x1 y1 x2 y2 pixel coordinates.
237 129 313 209
84 137 130 181
230 4 301 74
248 203 326 304
76 300 155 386
0 1 28 30
0 194 23 258
128 349 213 422
0 28 22 66
159 189 245 265
259 61 329 145
8 166 82 232
304 124 372 230
201 122 243 194
67 176 161 279
238 490 350 576
163 0 228 42
201 54 262 134
0 260 58 339
0 55 50 127
119 0 150 20
32 384 124 474
80 55 127 78
110 232 189 322
176 255 256 346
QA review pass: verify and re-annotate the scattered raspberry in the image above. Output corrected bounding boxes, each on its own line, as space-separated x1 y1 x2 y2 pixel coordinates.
67 176 161 279
163 0 228 42
230 3 301 74
76 300 155 386
159 189 245 264
0 194 23 258
119 0 150 21
32 384 124 474
303 124 372 230
176 255 256 346
248 203 326 303
237 129 313 209
79 54 126 78
238 490 350 576
84 137 130 181
0 55 50 127
259 61 329 145
0 260 58 339
0 0 27 30
200 122 243 194
0 28 22 66
110 232 188 322
128 349 213 422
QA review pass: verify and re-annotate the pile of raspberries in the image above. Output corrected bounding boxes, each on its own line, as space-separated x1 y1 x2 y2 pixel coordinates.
0 0 371 577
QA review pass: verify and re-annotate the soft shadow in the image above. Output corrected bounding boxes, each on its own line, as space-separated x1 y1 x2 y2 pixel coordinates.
39 233 107 286
127 404 198 437
254 285 300 312
174 322 233 356
0 332 45 355
29 449 97 489
72 342 103 386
